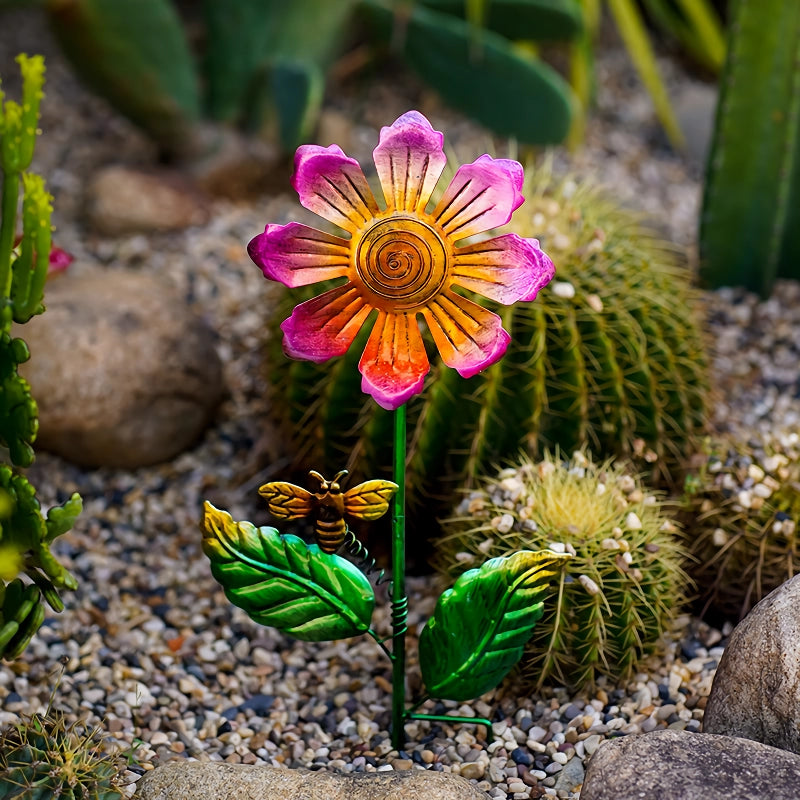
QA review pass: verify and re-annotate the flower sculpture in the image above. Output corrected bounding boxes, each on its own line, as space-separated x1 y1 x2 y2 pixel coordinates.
205 111 567 751
248 110 554 409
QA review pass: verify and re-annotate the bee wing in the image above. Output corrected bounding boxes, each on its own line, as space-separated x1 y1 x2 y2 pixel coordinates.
343 480 398 521
258 481 314 520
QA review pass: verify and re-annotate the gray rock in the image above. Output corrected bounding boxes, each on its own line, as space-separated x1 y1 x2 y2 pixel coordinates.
134 762 490 800
19 269 223 468
88 166 210 235
703 573 800 753
581 729 800 800
553 755 585 794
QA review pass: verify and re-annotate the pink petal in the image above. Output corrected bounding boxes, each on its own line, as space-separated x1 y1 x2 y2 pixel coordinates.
359 310 430 410
281 283 372 362
432 155 525 240
248 222 351 287
422 291 510 378
292 144 379 234
48 246 74 273
451 234 555 304
372 110 447 213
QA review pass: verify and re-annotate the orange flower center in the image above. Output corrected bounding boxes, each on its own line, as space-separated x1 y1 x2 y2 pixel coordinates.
353 215 450 312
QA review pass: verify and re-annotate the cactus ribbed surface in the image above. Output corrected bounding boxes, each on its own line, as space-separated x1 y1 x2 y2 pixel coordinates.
435 452 689 690
266 164 710 540
699 0 800 297
0 713 125 799
680 435 800 620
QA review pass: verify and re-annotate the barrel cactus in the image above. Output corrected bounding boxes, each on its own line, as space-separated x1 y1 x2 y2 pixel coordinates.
434 451 690 690
265 162 710 537
0 711 125 799
680 434 800 620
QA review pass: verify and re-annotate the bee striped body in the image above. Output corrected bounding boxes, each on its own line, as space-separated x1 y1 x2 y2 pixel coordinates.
259 469 398 555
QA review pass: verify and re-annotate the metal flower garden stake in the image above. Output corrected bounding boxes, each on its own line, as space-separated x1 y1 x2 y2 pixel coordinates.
202 111 567 748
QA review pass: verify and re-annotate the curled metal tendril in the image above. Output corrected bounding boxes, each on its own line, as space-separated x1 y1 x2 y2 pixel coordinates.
342 528 392 594
390 594 409 638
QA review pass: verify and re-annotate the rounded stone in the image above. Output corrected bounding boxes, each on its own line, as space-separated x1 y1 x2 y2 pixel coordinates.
18 269 223 468
703 573 800 753
581 729 800 800
88 166 210 235
134 762 491 800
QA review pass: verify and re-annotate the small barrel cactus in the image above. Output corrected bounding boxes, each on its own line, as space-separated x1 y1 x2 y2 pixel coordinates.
0 711 125 799
680 434 800 620
265 163 710 540
434 451 690 690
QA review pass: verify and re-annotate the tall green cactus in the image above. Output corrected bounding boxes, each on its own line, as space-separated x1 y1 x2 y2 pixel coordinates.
699 0 800 297
0 54 81 660
265 164 710 542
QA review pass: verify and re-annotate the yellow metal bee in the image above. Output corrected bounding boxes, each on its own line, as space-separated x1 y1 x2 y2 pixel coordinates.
258 469 398 554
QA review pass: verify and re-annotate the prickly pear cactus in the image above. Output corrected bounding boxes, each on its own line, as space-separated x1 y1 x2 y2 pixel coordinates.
0 54 81 659
680 434 800 620
0 711 125 799
434 451 689 690
266 163 710 531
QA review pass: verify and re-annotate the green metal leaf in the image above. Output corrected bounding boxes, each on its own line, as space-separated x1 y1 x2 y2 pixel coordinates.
202 502 375 641
360 0 575 144
419 549 570 701
420 0 583 40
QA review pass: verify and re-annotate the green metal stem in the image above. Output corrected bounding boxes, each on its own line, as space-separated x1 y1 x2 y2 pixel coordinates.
0 171 19 332
390 403 408 751
408 712 493 739
367 628 393 661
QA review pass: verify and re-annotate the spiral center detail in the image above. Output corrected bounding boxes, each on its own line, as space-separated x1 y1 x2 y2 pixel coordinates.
355 216 449 311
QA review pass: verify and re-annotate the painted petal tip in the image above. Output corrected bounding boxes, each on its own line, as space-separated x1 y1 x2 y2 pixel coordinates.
361 372 427 411
520 240 556 301
379 109 443 145
456 328 511 379
476 154 525 212
247 223 280 273
290 143 358 199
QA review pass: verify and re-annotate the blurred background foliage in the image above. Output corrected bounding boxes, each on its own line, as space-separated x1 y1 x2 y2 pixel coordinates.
0 0 728 162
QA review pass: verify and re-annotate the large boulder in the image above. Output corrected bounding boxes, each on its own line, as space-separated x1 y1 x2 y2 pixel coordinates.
703 573 800 753
581 729 800 800
18 269 223 468
133 762 490 800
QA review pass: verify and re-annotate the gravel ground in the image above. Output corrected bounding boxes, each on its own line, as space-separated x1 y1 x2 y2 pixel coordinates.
1 8 799 800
